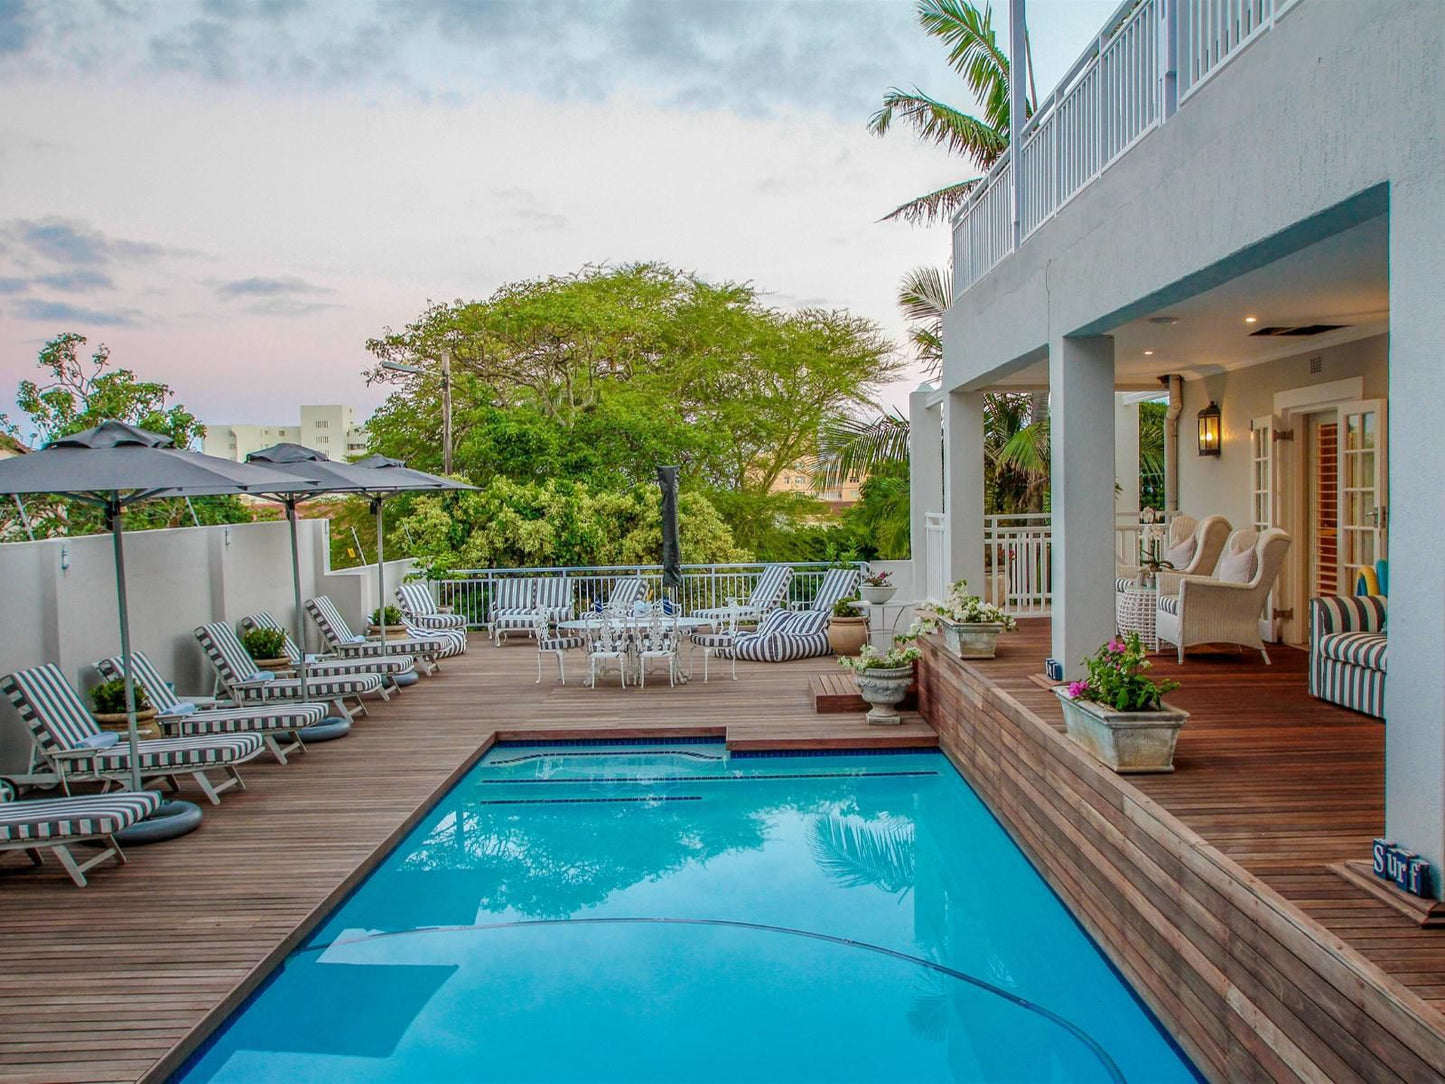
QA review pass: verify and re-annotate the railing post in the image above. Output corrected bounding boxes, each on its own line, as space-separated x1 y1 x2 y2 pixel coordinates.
1160 0 1180 119
1008 0 1027 247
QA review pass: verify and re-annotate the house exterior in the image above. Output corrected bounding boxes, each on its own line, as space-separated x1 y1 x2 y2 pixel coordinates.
910 1 1442 890
202 404 369 462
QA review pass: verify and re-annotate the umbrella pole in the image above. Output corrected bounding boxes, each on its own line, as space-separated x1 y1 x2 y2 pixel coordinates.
109 498 143 793
287 499 309 702
373 497 387 644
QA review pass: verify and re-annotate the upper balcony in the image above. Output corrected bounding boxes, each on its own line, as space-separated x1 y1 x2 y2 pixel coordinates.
953 0 1298 299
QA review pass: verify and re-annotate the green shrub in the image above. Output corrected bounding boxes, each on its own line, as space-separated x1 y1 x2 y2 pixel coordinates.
241 627 288 660
91 677 150 715
369 605 405 626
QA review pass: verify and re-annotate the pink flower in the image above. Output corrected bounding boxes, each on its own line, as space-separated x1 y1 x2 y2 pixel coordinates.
1067 680 1090 699
1107 639 1125 654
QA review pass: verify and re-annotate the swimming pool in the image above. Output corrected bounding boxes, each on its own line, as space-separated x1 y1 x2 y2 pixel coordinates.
176 743 1200 1082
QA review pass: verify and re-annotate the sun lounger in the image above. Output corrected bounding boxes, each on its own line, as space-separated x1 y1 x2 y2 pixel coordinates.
396 582 469 630
239 612 419 681
306 595 458 666
1 779 162 886
195 622 387 720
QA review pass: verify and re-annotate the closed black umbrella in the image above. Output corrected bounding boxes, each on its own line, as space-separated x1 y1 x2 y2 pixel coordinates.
657 465 682 602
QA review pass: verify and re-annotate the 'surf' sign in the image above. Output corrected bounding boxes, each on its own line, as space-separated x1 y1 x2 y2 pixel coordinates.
1373 838 1432 898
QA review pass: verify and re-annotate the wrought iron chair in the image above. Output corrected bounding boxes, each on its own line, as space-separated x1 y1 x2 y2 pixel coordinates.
533 608 584 686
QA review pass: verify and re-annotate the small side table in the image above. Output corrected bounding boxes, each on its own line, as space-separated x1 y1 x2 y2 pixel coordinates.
1115 584 1159 652
848 599 923 651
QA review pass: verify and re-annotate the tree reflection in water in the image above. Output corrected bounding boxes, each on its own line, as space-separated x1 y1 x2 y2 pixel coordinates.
808 812 916 899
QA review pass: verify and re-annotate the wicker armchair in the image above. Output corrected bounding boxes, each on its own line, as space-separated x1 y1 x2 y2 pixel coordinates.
1117 514 1231 583
1155 528 1291 663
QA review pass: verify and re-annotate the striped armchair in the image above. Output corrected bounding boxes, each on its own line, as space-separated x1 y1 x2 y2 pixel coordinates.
1309 595 1387 719
396 582 468 631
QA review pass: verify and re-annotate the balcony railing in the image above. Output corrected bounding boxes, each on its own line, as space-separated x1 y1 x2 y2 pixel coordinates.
954 0 1297 296
423 561 870 628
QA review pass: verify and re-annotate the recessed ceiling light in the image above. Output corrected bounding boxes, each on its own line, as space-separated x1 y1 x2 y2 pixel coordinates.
1244 315 1257 324
1148 316 1179 325
1143 350 1155 356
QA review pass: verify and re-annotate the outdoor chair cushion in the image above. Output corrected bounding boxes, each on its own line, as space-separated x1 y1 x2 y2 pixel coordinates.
538 634 584 652
1166 537 1197 569
690 631 735 649
1157 594 1180 616
1316 631 1388 672
0 791 161 844
1216 546 1256 584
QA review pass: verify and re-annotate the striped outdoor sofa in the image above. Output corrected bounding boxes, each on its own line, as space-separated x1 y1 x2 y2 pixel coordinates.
695 564 794 625
790 567 859 615
729 609 832 663
195 622 387 720
396 582 469 631
1309 595 1387 719
305 596 457 668
0 664 264 804
96 651 328 764
489 577 572 644
240 612 418 682
1 779 161 887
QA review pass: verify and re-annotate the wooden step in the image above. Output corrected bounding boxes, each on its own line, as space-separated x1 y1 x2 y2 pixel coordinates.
809 672 918 714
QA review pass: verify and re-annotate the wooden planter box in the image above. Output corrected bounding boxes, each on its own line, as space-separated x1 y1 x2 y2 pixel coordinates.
1054 688 1188 773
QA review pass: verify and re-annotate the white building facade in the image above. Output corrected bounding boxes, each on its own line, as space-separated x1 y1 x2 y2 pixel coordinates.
911 1 1442 888
202 404 369 462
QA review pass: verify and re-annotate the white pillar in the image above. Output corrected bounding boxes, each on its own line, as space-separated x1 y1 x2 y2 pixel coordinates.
943 389 986 593
1050 335 1117 676
1384 177 1445 895
1115 394 1141 516
909 385 943 598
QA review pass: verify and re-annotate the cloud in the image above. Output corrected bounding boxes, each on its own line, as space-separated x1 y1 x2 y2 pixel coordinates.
0 0 33 56
0 277 27 294
214 274 331 298
10 298 141 326
34 268 116 292
2 218 174 266
241 297 338 317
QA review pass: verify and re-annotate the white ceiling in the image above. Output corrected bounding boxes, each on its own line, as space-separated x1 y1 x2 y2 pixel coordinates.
992 214 1388 390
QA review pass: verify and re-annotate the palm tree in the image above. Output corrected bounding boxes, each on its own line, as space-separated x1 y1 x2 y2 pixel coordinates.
870 0 1036 225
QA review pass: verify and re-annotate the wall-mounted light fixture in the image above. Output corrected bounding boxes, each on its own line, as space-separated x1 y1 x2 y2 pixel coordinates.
59 544 70 572
223 526 232 547
1197 401 1222 457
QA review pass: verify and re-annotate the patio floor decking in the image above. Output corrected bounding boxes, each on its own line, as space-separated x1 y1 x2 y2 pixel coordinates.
0 642 932 1084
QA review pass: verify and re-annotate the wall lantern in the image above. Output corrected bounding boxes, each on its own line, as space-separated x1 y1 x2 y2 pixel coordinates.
1197 401 1222 457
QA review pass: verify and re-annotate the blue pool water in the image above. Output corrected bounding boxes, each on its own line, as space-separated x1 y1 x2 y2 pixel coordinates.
177 743 1200 1083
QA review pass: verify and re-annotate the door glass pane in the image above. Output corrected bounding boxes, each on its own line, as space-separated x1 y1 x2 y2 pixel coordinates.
1363 412 1376 449
1345 414 1361 450
1361 451 1375 482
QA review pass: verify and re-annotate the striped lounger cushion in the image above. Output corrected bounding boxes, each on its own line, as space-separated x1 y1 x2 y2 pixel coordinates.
1309 595 1387 718
196 624 386 700
409 623 467 657
731 610 832 663
396 583 468 630
240 613 416 678
97 652 327 734
0 791 161 844
59 735 266 774
306 596 449 660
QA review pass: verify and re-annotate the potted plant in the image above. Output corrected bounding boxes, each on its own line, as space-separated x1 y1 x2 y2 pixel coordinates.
840 640 922 725
858 569 897 605
241 626 291 672
1135 507 1174 587
924 579 1017 659
368 605 409 639
1055 632 1188 773
827 596 870 656
90 677 159 736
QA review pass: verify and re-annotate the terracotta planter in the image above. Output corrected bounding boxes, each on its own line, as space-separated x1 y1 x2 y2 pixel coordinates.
368 626 412 641
827 615 869 657
938 620 1006 659
253 657 291 673
853 666 914 726
1054 689 1189 773
93 707 160 740
859 585 897 605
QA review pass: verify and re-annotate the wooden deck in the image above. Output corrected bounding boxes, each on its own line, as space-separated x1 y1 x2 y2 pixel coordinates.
966 619 1445 1017
0 642 933 1084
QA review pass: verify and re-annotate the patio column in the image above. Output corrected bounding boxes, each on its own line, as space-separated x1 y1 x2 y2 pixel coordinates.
909 384 943 601
943 389 985 593
1115 394 1140 516
1050 335 1116 677
1384 179 1445 894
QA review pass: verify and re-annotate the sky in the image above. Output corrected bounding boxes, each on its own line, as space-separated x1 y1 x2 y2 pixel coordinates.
0 0 1117 440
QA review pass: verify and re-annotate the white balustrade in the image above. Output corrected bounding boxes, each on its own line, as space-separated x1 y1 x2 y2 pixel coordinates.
923 512 946 603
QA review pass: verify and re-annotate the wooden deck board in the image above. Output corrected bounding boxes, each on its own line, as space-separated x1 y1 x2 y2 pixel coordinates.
0 641 932 1084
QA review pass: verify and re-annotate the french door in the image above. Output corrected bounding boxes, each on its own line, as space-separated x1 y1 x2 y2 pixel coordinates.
1336 400 1388 582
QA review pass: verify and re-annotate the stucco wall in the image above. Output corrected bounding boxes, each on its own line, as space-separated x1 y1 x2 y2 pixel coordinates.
0 520 413 774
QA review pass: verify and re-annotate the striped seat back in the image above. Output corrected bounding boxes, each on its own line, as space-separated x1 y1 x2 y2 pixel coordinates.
306 596 355 647
536 576 571 613
196 623 259 687
96 651 183 713
755 610 796 637
809 567 859 612
396 582 436 619
241 612 301 664
751 565 794 610
1309 595 1388 644
493 578 533 610
607 577 645 612
1 664 103 753
790 610 830 636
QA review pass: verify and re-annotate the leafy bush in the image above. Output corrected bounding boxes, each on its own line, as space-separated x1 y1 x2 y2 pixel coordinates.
91 677 150 715
1067 633 1180 711
369 605 404 626
924 579 1017 630
838 641 921 673
241 627 288 660
832 595 862 618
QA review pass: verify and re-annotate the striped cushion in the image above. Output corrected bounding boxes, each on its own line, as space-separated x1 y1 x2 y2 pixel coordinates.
751 565 794 610
1157 594 1180 616
1116 577 1138 593
307 597 452 659
305 595 356 646
94 652 183 712
163 702 326 736
1317 632 1388 671
58 734 264 774
397 585 469 629
492 579 534 611
197 623 385 698
690 632 734 649
1314 657 1386 719
731 630 831 663
239 614 417 678
412 624 467 657
756 610 796 637
1310 595 1387 640
790 610 830 636
0 791 161 843
535 577 572 615
806 568 859 613
539 635 584 652
493 610 537 630
607 578 646 610
2 664 107 752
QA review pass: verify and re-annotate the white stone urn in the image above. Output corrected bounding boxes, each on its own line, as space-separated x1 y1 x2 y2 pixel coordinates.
938 619 1006 659
853 665 914 726
1054 688 1189 773
859 584 897 605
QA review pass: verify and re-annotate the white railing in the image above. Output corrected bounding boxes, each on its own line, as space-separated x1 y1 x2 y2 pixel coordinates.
924 512 946 603
954 0 1294 296
423 561 869 628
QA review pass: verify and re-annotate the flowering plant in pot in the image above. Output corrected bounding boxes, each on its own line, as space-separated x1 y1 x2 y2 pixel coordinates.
827 595 870 657
858 569 897 605
924 579 1017 659
840 639 922 725
241 626 291 671
1056 632 1188 773
1135 507 1175 586
91 677 159 734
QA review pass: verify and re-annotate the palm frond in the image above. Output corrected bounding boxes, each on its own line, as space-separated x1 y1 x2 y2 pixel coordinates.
880 178 982 227
808 814 916 895
995 415 1050 476
897 265 953 323
916 0 1014 129
869 88 1007 171
819 410 911 478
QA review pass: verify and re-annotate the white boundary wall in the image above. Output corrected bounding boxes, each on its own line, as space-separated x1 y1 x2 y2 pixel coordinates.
0 520 412 774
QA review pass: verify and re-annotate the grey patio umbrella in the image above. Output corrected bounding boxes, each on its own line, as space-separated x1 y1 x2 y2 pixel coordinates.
656 465 682 601
0 422 322 791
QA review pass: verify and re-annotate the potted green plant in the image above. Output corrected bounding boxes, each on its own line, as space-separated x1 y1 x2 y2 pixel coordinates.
90 677 159 736
858 569 897 605
240 626 290 672
828 596 869 656
368 605 408 639
1055 632 1188 773
924 579 1017 659
840 639 923 725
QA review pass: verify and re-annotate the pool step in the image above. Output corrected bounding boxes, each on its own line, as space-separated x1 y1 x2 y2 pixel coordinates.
809 672 918 715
